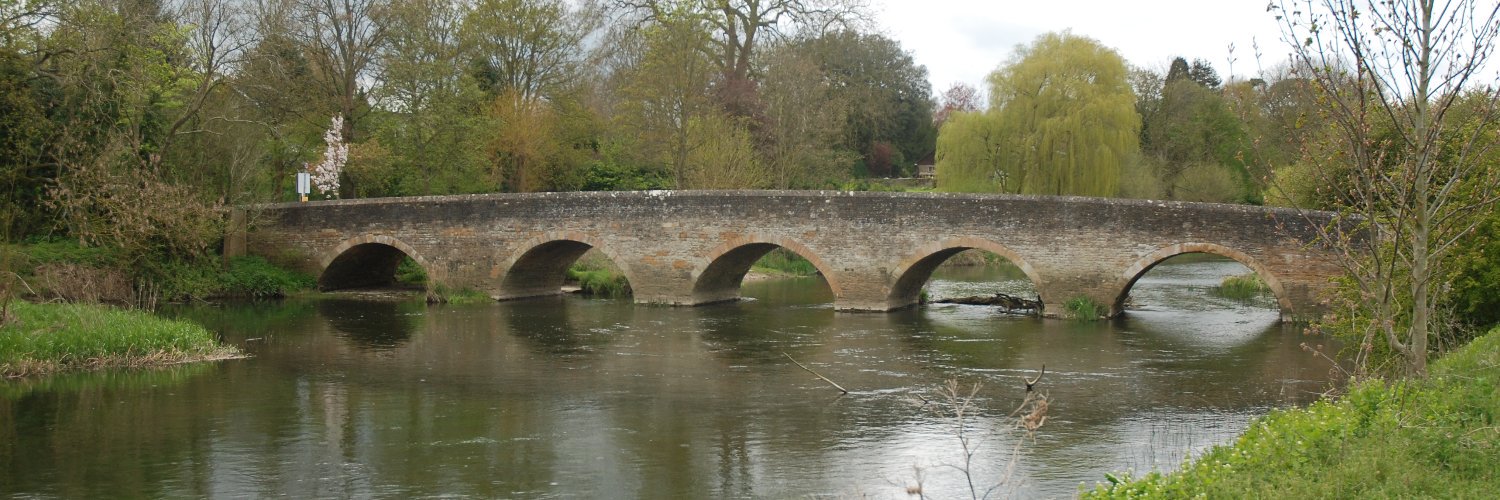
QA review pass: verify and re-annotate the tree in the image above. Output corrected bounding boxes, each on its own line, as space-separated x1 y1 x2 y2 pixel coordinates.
1271 0 1500 377
793 30 934 177
368 0 486 195
940 32 1137 196
758 42 853 188
934 110 1003 192
619 0 866 118
292 0 389 140
463 0 586 100
622 0 866 84
934 82 980 128
616 11 716 187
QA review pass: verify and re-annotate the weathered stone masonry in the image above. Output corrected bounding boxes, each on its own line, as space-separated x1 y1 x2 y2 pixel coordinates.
238 190 1344 320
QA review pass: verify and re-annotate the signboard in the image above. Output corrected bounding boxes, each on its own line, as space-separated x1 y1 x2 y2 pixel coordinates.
296 171 311 202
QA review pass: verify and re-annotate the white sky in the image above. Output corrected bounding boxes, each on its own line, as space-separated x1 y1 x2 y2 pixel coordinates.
874 0 1291 97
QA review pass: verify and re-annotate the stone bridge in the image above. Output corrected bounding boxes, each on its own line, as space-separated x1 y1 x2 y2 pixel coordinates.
235 191 1344 320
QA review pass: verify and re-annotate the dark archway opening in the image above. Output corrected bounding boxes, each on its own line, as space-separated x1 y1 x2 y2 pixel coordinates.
891 248 1040 314
499 241 633 300
693 244 832 306
320 243 420 291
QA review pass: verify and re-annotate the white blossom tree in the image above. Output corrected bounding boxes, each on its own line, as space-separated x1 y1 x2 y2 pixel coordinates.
312 115 348 198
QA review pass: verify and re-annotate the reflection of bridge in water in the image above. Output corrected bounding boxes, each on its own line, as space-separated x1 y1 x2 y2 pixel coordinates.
234 190 1343 320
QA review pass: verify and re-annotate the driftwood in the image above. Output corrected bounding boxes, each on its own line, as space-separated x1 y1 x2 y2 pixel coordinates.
932 292 1042 315
783 352 849 394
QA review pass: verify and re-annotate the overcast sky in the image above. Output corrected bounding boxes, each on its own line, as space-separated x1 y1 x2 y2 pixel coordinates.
874 0 1290 96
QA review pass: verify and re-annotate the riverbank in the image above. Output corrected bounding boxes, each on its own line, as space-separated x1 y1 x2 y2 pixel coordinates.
0 301 241 379
1086 326 1500 497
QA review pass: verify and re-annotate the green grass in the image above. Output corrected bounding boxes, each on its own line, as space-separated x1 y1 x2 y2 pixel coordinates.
1212 273 1269 301
566 268 631 298
1084 326 1500 498
1064 295 1105 320
396 256 427 284
1 301 240 378
751 248 820 277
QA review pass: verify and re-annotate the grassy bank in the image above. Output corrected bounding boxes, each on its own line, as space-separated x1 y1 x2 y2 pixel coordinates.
1085 327 1500 497
1 301 240 378
751 248 820 277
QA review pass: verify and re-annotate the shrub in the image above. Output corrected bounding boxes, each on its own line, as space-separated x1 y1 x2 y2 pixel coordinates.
221 256 316 298
1064 296 1105 320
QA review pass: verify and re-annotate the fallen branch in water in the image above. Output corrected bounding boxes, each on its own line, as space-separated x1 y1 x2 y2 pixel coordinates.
783 352 849 394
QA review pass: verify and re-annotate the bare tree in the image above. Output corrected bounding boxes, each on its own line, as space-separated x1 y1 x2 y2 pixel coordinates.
293 0 389 139
1272 0 1500 376
619 0 867 82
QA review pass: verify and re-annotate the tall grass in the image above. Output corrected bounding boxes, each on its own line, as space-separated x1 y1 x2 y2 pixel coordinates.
1212 273 1269 301
1 301 239 378
1064 296 1105 320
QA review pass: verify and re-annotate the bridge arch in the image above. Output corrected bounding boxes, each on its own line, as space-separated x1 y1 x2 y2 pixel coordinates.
692 235 841 305
496 231 640 300
886 237 1046 311
1112 242 1292 317
318 234 433 291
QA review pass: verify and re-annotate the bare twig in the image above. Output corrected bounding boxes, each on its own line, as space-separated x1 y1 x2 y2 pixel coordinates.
782 352 848 394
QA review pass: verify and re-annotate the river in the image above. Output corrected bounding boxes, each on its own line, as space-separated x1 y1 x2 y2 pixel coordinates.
0 256 1336 498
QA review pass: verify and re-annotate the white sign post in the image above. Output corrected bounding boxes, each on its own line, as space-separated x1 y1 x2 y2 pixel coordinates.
296 170 311 203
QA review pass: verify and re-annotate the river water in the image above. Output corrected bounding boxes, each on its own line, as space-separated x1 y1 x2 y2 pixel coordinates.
0 257 1336 498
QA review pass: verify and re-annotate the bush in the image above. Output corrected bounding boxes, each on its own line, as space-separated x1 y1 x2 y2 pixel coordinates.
221 256 316 298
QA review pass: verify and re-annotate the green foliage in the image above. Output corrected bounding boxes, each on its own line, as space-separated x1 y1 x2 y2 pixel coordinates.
565 268 631 298
1064 295 1105 320
220 256 316 298
396 256 428 284
793 31 936 177
9 240 121 273
0 301 238 378
934 111 1002 192
582 155 671 191
1447 215 1500 329
938 32 1138 196
1213 273 1269 301
1085 326 1500 498
751 248 819 276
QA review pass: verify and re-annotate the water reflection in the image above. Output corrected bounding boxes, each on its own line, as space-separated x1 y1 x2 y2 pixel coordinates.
317 298 420 350
1 259 1338 498
502 296 621 357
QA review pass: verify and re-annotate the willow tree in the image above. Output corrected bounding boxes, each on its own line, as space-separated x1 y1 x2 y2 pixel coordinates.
939 32 1138 196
